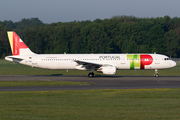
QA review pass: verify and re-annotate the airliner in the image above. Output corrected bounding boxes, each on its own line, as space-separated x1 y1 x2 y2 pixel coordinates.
5 31 176 77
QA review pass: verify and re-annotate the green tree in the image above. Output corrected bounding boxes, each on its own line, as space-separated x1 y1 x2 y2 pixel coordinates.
2 16 180 58
0 21 5 30
164 29 180 58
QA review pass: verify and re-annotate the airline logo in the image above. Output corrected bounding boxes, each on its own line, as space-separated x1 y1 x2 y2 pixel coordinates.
7 32 28 55
127 54 153 69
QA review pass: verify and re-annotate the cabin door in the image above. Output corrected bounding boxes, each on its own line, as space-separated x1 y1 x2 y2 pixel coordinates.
31 56 38 67
121 57 125 64
155 56 160 64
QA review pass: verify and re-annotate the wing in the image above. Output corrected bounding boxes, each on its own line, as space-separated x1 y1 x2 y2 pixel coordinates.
74 60 117 75
74 60 103 70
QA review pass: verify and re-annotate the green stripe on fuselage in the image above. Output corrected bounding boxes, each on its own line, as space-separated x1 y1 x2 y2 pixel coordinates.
127 54 140 69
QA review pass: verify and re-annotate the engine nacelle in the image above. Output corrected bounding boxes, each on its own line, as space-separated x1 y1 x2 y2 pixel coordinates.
75 65 87 70
97 66 116 75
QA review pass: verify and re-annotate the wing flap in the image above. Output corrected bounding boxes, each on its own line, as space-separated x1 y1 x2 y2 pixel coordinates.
74 60 102 68
74 60 116 71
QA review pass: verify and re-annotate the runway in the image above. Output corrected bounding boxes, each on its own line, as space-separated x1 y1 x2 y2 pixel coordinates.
0 75 180 91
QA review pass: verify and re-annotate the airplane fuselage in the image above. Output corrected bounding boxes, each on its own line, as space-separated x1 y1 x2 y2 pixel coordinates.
5 53 176 70
5 31 177 77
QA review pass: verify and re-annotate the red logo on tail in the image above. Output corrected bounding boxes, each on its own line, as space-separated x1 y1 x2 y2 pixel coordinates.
13 32 28 55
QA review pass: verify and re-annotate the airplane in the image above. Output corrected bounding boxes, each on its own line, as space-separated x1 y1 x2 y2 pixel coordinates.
5 31 177 78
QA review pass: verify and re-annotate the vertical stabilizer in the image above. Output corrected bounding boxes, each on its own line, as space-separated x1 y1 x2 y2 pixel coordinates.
7 31 35 55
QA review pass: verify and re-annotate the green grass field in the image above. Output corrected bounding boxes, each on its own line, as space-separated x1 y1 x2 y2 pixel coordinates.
1 59 180 120
0 89 180 120
0 59 180 76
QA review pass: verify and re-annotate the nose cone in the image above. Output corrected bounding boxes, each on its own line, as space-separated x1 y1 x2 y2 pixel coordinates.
171 61 177 68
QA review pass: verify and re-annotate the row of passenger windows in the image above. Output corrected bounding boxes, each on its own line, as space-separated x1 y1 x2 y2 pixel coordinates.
82 59 120 61
41 59 121 61
41 59 70 61
40 58 170 61
127 59 153 61
41 59 155 61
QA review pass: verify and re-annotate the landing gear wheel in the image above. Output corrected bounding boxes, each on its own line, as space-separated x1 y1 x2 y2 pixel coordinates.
88 72 94 78
155 74 159 78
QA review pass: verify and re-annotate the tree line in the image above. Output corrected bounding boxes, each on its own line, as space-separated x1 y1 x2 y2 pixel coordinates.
0 16 180 58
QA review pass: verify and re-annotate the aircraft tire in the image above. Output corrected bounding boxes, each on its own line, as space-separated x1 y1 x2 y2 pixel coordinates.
88 73 94 78
155 74 159 78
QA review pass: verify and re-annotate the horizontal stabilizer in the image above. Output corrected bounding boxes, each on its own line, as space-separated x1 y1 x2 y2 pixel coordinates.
5 56 24 63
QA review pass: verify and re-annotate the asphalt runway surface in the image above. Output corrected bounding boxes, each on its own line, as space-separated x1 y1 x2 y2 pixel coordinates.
0 75 180 91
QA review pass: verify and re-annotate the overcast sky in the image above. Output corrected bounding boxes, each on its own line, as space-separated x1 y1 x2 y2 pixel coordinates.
0 0 180 23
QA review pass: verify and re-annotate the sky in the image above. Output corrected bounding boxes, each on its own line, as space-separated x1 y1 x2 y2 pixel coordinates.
0 0 180 23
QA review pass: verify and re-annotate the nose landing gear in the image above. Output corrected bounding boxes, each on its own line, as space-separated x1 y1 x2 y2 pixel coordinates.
155 69 159 78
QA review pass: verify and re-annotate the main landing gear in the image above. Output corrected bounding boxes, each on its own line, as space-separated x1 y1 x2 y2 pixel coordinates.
155 69 159 78
88 72 94 78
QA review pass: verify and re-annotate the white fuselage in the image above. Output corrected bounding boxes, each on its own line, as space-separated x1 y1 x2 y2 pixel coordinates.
5 54 177 70
5 31 177 77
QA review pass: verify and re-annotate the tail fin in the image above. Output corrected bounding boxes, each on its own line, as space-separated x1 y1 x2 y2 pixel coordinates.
7 31 35 55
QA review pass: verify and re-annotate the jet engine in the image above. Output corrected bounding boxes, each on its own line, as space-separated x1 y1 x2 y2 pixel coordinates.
75 65 87 70
97 66 116 75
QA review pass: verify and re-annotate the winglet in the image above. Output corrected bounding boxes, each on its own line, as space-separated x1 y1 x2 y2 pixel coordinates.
7 31 35 56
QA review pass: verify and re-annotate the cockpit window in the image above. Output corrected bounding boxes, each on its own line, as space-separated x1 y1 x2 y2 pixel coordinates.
164 58 170 60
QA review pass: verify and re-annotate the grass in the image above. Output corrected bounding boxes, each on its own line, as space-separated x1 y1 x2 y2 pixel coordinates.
0 88 180 120
0 81 90 87
0 59 180 120
0 59 180 76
